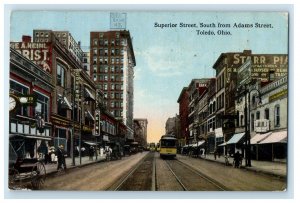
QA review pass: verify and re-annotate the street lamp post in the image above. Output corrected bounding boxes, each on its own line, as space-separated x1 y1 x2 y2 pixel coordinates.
237 83 261 167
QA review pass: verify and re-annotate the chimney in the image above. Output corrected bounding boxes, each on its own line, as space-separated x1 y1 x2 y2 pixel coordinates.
78 41 81 48
22 35 32 43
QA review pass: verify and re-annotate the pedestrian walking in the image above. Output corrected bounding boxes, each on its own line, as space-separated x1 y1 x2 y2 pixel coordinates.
89 146 94 160
233 151 242 168
214 148 217 160
56 144 67 171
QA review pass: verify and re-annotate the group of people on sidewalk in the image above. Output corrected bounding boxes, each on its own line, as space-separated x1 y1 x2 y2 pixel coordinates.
213 148 243 168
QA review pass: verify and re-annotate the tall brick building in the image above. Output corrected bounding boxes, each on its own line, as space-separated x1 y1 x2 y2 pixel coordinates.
90 30 136 140
177 87 189 146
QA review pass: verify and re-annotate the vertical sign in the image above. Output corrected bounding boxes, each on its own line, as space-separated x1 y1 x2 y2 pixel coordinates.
74 69 81 102
95 110 100 136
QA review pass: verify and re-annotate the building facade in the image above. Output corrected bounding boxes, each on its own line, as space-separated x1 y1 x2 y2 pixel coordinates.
9 47 54 160
90 30 136 140
133 118 148 148
177 87 189 146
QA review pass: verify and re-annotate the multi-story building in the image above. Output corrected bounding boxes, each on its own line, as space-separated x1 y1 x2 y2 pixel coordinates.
33 30 83 65
220 50 288 159
133 118 148 148
165 116 180 136
9 47 54 159
11 31 98 159
90 30 136 140
248 76 288 161
205 78 218 153
187 79 210 145
177 87 189 146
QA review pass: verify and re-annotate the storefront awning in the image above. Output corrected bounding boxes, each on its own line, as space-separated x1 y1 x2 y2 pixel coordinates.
83 141 98 146
191 140 205 147
259 130 287 144
58 95 72 110
10 133 52 141
84 88 95 101
250 132 272 144
85 111 95 121
218 142 227 147
227 132 245 145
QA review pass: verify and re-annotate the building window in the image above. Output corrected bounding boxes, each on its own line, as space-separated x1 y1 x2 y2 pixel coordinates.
93 39 98 46
33 91 49 122
251 114 255 131
99 49 104 55
57 63 66 87
265 108 269 120
240 115 244 127
111 84 115 90
256 111 260 120
275 105 280 127
236 111 239 127
104 39 108 46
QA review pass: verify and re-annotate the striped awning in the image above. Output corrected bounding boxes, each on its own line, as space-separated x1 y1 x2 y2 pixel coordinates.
259 130 287 144
191 140 205 147
227 132 245 145
250 132 272 144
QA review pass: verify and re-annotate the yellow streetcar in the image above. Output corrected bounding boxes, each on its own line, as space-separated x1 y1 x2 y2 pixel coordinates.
149 142 156 152
159 135 177 158
156 143 160 152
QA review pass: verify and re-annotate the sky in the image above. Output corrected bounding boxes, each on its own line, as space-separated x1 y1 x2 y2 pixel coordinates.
9 10 289 143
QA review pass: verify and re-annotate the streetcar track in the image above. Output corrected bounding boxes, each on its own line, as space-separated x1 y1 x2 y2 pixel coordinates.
152 155 156 191
164 160 188 191
107 152 153 191
174 159 229 191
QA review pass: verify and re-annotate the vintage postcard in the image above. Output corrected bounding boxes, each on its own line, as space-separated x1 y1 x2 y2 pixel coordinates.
7 9 288 195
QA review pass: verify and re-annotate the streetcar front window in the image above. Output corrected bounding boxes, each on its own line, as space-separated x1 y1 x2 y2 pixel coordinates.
161 140 176 147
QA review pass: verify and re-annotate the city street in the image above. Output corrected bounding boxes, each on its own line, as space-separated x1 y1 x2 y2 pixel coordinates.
38 151 286 191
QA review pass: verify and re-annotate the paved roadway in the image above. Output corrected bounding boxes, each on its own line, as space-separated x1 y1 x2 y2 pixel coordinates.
44 152 286 178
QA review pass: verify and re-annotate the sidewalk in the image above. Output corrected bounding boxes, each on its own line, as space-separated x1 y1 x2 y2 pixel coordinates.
197 154 287 178
44 154 106 175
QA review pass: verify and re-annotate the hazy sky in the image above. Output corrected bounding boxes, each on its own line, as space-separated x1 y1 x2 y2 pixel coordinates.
10 11 288 143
